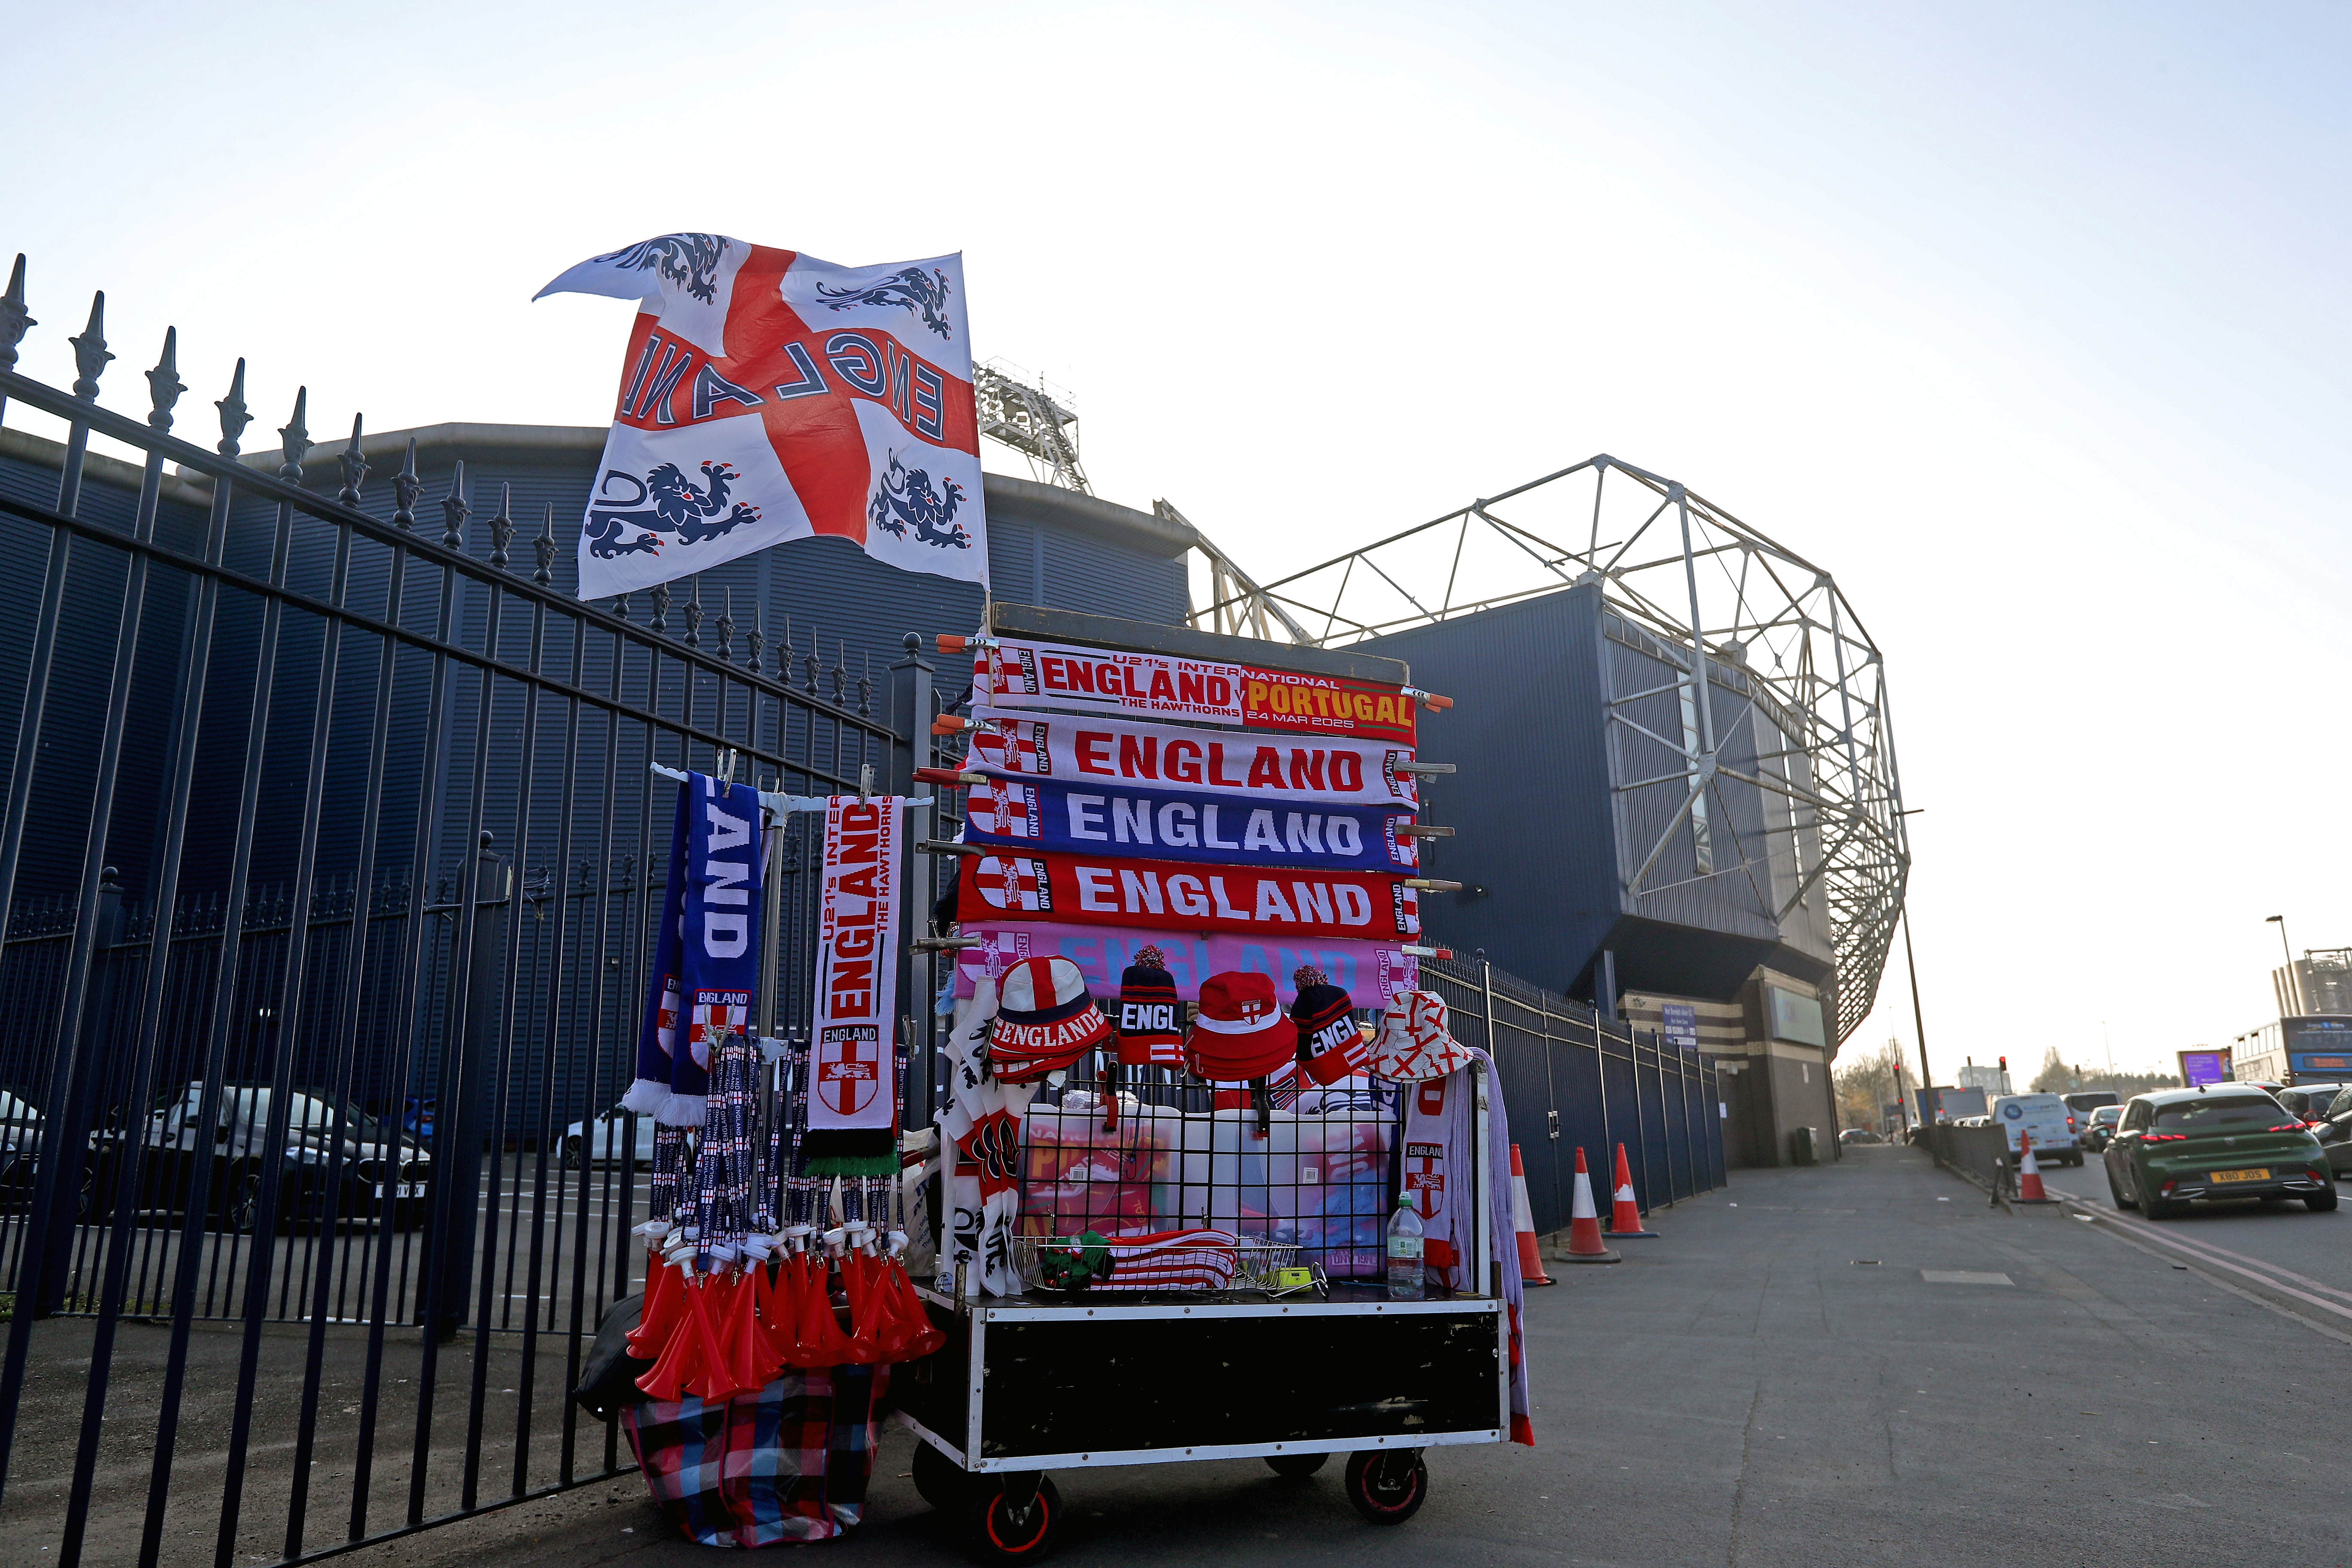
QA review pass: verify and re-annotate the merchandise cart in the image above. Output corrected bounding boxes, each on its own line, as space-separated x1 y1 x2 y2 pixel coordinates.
895 1084 1504 1559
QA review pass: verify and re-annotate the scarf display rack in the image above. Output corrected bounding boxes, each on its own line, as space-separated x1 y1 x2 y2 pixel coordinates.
882 602 1526 1563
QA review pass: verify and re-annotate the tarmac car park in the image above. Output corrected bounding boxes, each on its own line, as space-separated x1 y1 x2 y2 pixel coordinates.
2103 1086 2336 1218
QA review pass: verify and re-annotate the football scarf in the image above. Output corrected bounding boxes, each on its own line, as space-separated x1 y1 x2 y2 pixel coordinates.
974 635 1416 745
950 924 1418 1010
964 775 1420 875
1399 1051 1535 1446
804 795 905 1175
964 709 1420 810
937 977 1031 1298
624 773 764 1127
957 850 1420 941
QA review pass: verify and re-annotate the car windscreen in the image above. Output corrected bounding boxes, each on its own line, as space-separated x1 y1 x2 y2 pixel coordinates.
2091 1106 2121 1124
2151 1098 2291 1132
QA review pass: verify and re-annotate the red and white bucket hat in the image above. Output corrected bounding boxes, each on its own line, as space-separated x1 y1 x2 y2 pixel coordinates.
989 955 1112 1083
1183 971 1294 1082
1369 989 1473 1082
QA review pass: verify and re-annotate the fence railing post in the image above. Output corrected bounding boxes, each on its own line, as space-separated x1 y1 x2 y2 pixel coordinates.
28 867 122 1316
420 843 508 1341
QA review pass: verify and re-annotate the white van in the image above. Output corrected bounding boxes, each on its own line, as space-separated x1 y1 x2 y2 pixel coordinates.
1989 1093 2082 1166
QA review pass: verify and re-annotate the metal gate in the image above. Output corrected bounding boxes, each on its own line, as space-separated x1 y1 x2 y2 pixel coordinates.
0 266 931 1566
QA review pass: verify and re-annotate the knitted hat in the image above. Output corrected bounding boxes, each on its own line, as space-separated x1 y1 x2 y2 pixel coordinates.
1290 966 1364 1086
1184 971 1293 1081
990 955 1112 1083
1116 946 1183 1067
1369 989 1473 1082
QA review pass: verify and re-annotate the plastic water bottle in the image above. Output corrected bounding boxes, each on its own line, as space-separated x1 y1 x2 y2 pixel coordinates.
1386 1192 1425 1300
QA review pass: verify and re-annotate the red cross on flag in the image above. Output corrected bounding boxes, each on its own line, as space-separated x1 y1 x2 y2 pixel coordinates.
815 1025 884 1119
536 234 989 600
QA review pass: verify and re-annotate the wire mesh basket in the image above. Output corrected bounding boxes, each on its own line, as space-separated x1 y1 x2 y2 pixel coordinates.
1013 1235 1323 1297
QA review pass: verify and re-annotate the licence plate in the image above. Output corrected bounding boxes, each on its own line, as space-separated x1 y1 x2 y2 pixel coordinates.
2210 1168 2271 1183
375 1183 422 1199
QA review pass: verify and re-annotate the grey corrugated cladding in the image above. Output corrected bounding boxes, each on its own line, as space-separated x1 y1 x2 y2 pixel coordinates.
1359 583 1831 1005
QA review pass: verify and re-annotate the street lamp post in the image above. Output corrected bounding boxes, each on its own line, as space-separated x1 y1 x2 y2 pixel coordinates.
1903 906 1933 1122
2267 914 2294 968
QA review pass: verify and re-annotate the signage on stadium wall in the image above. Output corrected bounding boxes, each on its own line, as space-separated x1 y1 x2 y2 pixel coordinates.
975 635 1416 744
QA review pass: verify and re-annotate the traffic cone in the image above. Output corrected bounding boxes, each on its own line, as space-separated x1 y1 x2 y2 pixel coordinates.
1509 1145 1555 1286
1556 1147 1620 1264
1605 1143 1660 1238
2016 1132 2056 1204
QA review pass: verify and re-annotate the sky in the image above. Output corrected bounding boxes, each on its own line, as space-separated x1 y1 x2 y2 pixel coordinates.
6 1 2348 1078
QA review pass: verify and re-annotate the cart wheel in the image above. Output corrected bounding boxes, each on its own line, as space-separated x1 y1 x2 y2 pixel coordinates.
965 1472 1061 1563
1265 1452 1328 1479
913 1441 974 1512
1343 1449 1427 1525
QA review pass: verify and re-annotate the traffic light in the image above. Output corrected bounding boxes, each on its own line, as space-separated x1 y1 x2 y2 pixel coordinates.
1998 1056 2008 1074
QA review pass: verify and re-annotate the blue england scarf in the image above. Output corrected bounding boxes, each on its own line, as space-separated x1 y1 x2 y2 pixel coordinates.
963 775 1421 874
622 772 764 1127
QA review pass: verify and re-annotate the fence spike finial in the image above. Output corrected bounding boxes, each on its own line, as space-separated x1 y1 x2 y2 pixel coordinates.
68 290 113 401
337 413 367 505
650 579 670 633
683 575 703 648
278 386 310 480
0 254 32 372
613 592 630 622
716 586 734 662
392 435 420 528
216 358 251 456
145 327 185 432
534 502 556 585
747 601 765 674
488 481 514 570
441 459 470 549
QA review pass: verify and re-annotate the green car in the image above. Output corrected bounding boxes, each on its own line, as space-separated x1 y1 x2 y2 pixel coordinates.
2104 1087 2337 1217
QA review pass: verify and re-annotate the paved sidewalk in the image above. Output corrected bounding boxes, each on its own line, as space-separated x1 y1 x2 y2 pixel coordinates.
340 1147 2352 1568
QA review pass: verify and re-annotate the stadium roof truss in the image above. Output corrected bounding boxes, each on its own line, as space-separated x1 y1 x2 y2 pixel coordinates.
1197 454 1909 1044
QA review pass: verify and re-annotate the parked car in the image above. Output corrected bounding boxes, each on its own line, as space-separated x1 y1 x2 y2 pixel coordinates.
1838 1128 1885 1145
87 1082 431 1234
2062 1090 2120 1122
1990 1092 2083 1165
2274 1083 2352 1127
2081 1103 2124 1153
0 1087 42 1213
562 1106 657 1169
2104 1087 2335 1217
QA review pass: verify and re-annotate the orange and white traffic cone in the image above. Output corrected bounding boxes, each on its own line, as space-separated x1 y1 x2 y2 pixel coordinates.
2016 1132 2056 1204
1510 1145 1555 1286
1605 1143 1660 1238
1558 1147 1620 1264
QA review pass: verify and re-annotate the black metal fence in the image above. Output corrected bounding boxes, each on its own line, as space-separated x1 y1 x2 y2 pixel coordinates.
1419 954 1726 1237
0 257 1729 1568
0 266 918 1568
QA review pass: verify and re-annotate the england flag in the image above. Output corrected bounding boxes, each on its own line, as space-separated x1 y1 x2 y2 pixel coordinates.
537 234 989 600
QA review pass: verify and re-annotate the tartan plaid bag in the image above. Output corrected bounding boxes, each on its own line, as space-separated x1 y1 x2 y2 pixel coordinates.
624 1363 889 1547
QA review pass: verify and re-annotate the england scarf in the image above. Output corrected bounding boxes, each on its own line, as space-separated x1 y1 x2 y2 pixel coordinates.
938 977 1031 1298
965 710 1420 810
536 234 988 600
965 775 1421 875
624 773 764 1127
803 795 905 1173
1400 1051 1535 1446
956 850 1420 940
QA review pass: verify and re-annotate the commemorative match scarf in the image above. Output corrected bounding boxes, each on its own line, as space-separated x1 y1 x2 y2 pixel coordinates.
802 796 906 1177
625 773 765 1128
972 634 1417 745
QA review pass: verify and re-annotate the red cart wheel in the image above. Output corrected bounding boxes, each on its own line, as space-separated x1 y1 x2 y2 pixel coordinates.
1343 1449 1427 1525
965 1472 1061 1563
